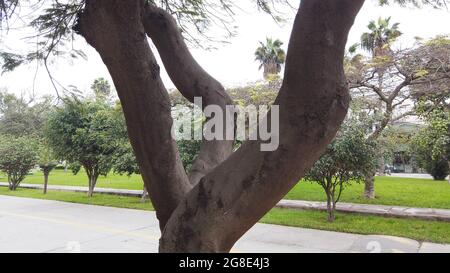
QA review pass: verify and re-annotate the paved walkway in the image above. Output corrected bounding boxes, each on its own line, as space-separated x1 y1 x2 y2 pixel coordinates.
391 173 450 180
1 182 449 222
1 195 449 253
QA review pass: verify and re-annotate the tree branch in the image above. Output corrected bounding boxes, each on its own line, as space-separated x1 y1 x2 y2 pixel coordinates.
143 4 235 185
160 0 365 252
367 102 393 141
76 0 192 230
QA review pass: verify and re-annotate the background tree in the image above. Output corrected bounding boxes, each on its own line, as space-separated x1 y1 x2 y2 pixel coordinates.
347 34 450 198
38 142 58 194
1 0 447 253
45 98 119 197
411 106 449 181
0 91 53 137
409 36 450 181
305 121 377 222
0 135 38 191
91 77 112 101
255 38 286 79
360 17 402 57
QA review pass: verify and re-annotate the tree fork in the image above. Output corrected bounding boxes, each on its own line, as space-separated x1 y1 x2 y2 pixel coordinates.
76 0 192 230
143 4 235 186
75 0 364 252
159 0 364 252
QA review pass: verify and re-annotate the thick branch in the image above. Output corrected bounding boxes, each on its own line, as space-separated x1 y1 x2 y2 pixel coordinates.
143 5 234 185
354 81 390 103
76 0 191 230
160 0 364 253
367 102 393 141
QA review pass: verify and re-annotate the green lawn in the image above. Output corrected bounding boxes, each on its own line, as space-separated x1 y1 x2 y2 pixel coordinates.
18 169 144 190
286 176 450 209
262 208 450 244
1 187 449 244
0 186 152 211
5 170 450 209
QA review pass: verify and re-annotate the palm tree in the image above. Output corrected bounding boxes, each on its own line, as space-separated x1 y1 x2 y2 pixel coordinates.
255 38 286 79
360 17 402 57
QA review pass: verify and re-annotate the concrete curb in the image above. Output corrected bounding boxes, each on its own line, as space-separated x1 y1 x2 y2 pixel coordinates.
1 182 449 222
277 200 450 222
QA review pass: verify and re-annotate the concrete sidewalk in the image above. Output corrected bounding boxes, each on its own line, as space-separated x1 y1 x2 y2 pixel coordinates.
1 182 449 222
1 195 449 253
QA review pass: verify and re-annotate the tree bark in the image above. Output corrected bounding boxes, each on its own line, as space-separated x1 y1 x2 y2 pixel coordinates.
141 184 149 203
77 0 192 229
7 175 12 191
76 0 364 252
159 0 364 252
143 5 235 186
87 175 94 197
87 173 99 198
43 171 49 194
364 170 376 199
326 191 335 222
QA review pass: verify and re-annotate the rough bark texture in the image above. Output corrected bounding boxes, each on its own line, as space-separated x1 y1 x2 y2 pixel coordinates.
76 0 364 252
77 0 192 229
364 171 376 199
159 0 364 252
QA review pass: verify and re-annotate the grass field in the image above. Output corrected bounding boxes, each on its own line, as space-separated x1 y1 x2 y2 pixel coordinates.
1 187 449 244
286 176 450 209
5 170 449 209
261 208 450 244
19 170 144 190
0 186 152 211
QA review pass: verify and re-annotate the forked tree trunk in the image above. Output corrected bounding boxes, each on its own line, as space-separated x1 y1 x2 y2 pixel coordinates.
77 0 364 252
8 175 19 191
87 174 98 198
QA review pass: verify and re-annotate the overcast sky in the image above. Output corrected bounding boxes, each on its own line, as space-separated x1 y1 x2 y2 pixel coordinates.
0 0 449 98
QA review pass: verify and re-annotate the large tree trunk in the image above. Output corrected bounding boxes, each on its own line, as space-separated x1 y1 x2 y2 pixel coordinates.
77 0 364 252
77 0 192 229
158 0 363 252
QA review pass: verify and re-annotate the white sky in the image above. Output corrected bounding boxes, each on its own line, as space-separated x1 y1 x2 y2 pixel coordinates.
0 0 449 97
